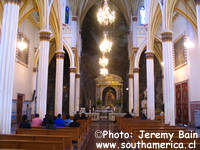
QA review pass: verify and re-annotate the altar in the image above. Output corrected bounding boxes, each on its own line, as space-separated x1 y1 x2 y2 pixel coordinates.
95 74 123 112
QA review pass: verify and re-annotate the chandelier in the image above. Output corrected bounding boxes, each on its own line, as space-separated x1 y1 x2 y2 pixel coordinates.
100 67 108 76
99 33 112 53
99 57 109 67
17 38 28 51
97 0 115 25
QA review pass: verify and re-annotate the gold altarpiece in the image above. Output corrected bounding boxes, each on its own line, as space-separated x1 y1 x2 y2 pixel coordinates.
95 74 123 106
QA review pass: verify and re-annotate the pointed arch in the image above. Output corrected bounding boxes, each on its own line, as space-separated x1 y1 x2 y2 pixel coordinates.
63 39 75 68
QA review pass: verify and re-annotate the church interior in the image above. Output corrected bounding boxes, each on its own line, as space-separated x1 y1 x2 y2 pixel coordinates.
0 0 200 149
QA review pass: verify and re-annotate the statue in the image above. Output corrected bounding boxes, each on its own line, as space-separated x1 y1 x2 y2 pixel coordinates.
141 89 147 117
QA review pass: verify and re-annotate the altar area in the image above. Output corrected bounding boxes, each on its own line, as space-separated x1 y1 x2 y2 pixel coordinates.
95 74 123 112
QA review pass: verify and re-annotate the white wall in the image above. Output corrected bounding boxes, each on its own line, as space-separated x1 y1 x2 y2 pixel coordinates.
12 19 39 101
172 14 200 102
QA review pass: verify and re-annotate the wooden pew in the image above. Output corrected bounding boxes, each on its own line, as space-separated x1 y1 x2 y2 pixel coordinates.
0 134 73 150
0 140 64 150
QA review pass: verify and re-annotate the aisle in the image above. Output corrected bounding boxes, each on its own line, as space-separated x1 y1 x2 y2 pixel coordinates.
85 121 123 150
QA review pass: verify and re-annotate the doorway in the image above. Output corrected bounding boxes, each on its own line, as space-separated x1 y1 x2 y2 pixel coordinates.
175 81 189 125
17 94 24 126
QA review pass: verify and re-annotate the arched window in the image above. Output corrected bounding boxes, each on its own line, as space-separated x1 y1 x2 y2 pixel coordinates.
65 6 70 24
139 6 146 25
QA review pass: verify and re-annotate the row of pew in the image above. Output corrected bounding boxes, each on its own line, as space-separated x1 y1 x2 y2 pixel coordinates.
116 117 200 150
0 118 92 150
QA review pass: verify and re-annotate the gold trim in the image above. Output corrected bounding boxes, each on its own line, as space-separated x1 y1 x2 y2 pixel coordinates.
161 32 172 42
128 74 133 78
76 74 80 78
146 52 154 59
39 31 51 41
132 47 139 54
56 53 65 59
70 68 76 73
133 68 139 73
71 47 77 54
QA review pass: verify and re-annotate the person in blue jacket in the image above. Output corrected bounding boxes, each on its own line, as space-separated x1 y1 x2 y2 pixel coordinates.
54 114 66 127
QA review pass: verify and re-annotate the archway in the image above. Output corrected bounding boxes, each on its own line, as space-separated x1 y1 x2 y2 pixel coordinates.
80 2 129 112
102 87 116 107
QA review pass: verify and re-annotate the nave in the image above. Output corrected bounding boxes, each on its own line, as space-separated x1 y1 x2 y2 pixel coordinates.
1 116 200 150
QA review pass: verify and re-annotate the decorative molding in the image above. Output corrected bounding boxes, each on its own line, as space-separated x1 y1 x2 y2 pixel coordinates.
4 0 21 5
72 16 78 21
70 68 76 73
132 47 139 54
194 0 200 5
146 52 154 59
132 16 137 22
76 74 80 78
33 67 37 72
56 52 65 59
128 74 133 78
71 47 77 54
39 31 51 41
161 32 172 42
133 68 139 73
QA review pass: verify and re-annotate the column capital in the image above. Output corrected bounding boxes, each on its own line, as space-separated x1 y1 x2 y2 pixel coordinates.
72 16 78 21
70 67 76 73
75 74 80 78
133 68 139 73
33 67 37 72
161 31 172 42
128 74 133 78
71 47 77 54
146 51 154 59
132 47 139 54
4 0 21 5
55 50 65 59
194 0 200 5
132 16 137 22
39 29 51 41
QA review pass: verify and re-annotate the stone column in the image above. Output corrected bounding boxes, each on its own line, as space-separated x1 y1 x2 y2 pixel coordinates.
146 51 155 120
37 29 51 119
69 68 76 116
75 73 80 112
72 16 77 47
0 0 20 134
132 16 138 47
161 31 175 125
195 0 200 49
128 74 133 113
133 68 140 116
54 50 65 115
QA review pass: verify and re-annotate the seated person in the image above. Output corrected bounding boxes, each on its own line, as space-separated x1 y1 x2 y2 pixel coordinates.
19 115 31 128
32 113 42 127
80 113 87 120
69 116 80 127
124 112 132 118
74 111 80 119
46 115 56 129
42 114 49 126
54 114 66 127
65 114 73 126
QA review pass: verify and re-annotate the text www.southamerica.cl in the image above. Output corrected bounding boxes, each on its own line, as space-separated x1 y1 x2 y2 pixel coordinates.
95 130 198 149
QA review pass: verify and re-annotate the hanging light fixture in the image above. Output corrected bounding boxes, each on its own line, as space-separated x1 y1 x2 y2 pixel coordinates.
17 37 28 51
100 67 108 76
97 0 115 25
99 56 109 67
99 33 112 53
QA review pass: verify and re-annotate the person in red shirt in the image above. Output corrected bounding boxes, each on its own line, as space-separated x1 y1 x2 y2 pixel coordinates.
32 114 42 127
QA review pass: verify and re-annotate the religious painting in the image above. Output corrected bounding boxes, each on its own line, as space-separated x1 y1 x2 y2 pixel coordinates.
16 33 29 66
174 35 187 69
